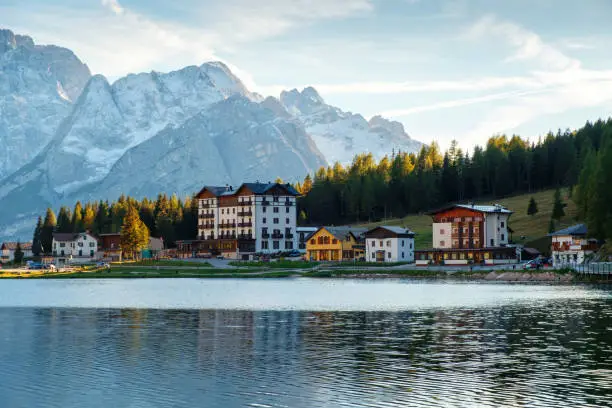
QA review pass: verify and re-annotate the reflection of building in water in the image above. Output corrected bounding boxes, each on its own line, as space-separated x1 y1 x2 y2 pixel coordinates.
195 310 256 365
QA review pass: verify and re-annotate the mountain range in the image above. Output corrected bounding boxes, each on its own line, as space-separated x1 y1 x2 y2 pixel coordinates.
0 28 422 240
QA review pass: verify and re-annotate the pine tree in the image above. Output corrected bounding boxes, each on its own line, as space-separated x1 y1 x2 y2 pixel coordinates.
120 205 150 260
32 216 43 257
83 204 96 231
14 241 24 265
551 188 565 220
56 206 72 233
527 197 538 216
71 201 84 232
548 217 556 234
41 208 57 254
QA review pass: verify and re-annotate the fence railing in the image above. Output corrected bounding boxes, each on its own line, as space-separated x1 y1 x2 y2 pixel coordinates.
563 262 612 275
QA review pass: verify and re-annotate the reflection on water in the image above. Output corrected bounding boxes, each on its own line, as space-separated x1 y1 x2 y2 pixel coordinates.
1 289 612 407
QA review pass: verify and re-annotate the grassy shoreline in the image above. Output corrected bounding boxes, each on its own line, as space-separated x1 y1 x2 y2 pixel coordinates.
1 265 608 283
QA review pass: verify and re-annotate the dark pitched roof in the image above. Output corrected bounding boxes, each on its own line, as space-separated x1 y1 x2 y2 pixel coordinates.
1 242 33 250
320 226 368 241
52 232 96 242
240 182 300 196
365 226 415 238
549 224 588 237
197 182 300 198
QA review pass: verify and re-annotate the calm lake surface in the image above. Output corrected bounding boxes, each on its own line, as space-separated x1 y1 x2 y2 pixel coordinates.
1 279 611 407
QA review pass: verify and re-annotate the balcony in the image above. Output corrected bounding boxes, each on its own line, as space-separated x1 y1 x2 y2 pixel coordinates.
219 233 236 240
262 200 270 206
200 223 215 229
284 200 294 206
238 201 253 207
200 213 215 219
262 233 270 239
272 233 284 239
238 211 253 217
200 203 212 209
219 222 236 228
285 233 294 239
238 234 253 240
238 222 253 228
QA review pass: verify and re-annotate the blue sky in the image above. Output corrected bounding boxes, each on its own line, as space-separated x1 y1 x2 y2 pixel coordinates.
3 0 612 149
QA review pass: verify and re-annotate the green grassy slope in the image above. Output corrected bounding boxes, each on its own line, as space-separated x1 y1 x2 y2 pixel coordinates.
358 189 579 250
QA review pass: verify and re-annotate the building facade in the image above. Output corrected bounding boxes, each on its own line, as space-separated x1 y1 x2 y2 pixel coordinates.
52 232 99 264
550 224 598 267
305 227 366 262
297 227 318 252
194 182 299 259
416 204 518 265
365 226 415 263
0 242 33 263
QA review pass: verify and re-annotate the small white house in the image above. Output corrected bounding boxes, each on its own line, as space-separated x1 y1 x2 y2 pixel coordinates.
365 226 415 263
0 242 33 263
52 232 99 264
550 224 598 267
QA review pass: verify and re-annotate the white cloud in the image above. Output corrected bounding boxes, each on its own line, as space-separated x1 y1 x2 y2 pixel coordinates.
101 0 124 15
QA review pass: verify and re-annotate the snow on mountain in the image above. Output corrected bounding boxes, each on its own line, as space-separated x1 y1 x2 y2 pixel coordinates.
280 87 422 164
0 57 325 240
82 95 326 200
0 28 91 178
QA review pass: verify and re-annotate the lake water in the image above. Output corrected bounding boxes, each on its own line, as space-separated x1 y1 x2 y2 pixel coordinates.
1 279 611 407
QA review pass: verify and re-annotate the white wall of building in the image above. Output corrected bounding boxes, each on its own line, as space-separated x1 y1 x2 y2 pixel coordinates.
432 223 452 249
199 192 297 255
53 233 98 259
484 214 509 247
365 237 414 263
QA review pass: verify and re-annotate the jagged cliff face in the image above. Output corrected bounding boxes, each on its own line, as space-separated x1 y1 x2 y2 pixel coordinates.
280 87 422 164
0 28 422 240
0 29 91 178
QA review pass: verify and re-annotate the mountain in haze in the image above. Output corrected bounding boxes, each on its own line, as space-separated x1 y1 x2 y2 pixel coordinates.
0 29 91 178
280 87 422 164
0 28 422 240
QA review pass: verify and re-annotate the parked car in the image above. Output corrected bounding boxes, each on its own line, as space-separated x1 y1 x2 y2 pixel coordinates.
522 259 541 270
286 250 301 258
96 262 110 268
216 255 225 260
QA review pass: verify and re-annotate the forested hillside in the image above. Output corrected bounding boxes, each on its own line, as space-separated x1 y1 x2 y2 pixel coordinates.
297 118 612 234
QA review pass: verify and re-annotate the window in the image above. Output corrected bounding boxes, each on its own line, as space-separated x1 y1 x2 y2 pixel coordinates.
440 229 445 235
90 250 94 257
440 240 445 247
285 228 291 235
285 218 289 224
490 239 494 246
60 243 66 248
78 242 83 247
372 241 375 247
78 250 83 257
273 241 280 250
222 209 225 214
501 234 505 241
285 241 294 249
501 221 505 228
387 252 391 259
386 240 391 247
332 239 338 244
262 241 269 250
273 218 279 224
379 241 383 247
310 239 315 245
273 207 279 213
402 252 405 258
263 207 267 213
410 242 413 249
401 240 405 247
286 207 289 213
60 250 65 256
273 196 279 202
263 218 267 224
89 242 95 247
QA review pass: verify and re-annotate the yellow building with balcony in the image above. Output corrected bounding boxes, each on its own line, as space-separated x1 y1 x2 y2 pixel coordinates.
306 227 366 262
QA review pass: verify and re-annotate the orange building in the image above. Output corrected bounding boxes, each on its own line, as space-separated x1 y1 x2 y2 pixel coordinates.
306 227 366 262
